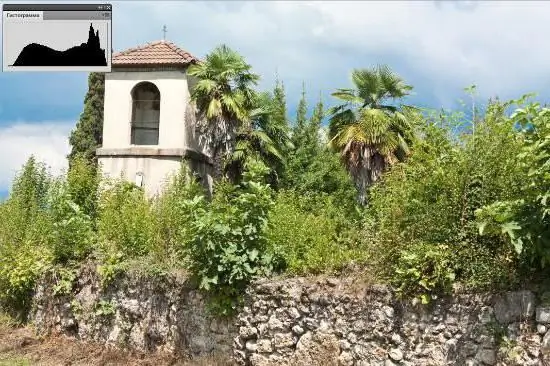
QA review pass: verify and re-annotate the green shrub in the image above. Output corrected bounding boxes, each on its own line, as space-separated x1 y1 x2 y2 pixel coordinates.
152 162 206 264
365 96 528 298
392 242 456 304
0 157 54 318
96 179 157 283
186 161 275 315
48 178 95 263
476 101 550 273
267 190 365 274
66 154 100 221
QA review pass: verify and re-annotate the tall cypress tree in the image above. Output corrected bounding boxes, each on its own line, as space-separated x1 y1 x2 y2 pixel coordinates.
68 72 105 166
291 83 308 150
283 90 354 198
309 93 323 133
306 93 324 154
285 86 316 189
295 82 307 131
272 76 287 128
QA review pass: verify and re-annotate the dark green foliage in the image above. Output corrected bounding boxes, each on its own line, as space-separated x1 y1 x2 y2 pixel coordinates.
287 89 320 177
226 90 293 187
68 73 104 166
272 78 288 130
287 147 357 209
185 161 276 315
366 96 529 301
293 83 308 146
267 190 365 274
293 84 307 130
0 158 53 319
476 100 550 272
283 88 357 203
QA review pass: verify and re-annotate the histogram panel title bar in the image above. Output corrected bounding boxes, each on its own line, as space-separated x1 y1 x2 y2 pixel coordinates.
3 4 112 11
2 4 113 72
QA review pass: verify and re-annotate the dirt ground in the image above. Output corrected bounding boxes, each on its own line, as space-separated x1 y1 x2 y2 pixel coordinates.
0 323 233 366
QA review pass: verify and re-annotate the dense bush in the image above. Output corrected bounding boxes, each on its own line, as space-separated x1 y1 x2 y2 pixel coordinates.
476 101 550 273
48 178 95 263
186 162 276 314
267 190 365 274
66 155 100 221
95 179 158 284
392 242 456 304
97 180 156 259
365 97 530 300
0 158 54 318
152 163 206 265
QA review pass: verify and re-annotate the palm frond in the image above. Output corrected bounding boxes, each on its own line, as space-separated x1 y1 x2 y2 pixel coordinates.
328 109 357 139
331 89 363 104
352 68 381 105
206 99 222 119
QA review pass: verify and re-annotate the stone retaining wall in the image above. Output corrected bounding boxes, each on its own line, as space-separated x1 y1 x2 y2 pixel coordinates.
31 267 550 365
234 277 550 365
31 265 234 358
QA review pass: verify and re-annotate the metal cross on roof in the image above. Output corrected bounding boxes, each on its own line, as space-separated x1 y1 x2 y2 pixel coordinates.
162 25 167 40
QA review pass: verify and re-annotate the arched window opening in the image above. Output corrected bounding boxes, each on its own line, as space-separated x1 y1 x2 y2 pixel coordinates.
131 82 160 145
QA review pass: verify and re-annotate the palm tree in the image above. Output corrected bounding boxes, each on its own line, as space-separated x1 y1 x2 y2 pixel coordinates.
328 65 417 205
187 45 260 180
225 91 293 186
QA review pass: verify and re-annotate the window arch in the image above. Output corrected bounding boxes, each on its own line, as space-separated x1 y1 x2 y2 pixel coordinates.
131 82 160 145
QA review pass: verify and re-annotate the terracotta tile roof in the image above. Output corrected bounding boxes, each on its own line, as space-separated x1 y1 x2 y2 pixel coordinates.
112 40 199 67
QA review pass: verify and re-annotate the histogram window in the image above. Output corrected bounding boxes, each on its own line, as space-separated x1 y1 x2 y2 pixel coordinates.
2 4 112 72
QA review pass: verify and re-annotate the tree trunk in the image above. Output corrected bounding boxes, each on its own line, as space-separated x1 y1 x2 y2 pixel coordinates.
210 116 237 182
354 167 370 206
370 154 386 184
211 146 225 181
356 185 367 206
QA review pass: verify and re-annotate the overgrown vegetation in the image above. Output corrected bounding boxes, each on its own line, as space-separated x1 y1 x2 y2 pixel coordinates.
1 43 549 319
366 94 538 302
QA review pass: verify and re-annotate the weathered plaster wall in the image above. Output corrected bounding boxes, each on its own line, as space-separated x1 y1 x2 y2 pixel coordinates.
103 69 191 149
99 68 213 197
31 268 550 365
96 150 213 197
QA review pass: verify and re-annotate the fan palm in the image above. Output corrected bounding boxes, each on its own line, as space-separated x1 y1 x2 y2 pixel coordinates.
226 91 293 185
328 65 417 205
187 44 260 180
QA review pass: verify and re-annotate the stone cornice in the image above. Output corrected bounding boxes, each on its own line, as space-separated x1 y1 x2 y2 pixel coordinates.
96 147 212 165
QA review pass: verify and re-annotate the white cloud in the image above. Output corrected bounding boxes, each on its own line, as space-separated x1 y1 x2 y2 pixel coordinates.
310 1 550 95
0 121 72 190
111 1 550 106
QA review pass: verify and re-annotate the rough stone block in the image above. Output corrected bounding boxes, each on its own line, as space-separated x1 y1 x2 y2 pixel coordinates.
493 291 535 324
537 307 550 324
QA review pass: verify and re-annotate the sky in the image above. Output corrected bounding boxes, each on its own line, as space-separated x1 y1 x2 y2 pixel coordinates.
1 0 550 197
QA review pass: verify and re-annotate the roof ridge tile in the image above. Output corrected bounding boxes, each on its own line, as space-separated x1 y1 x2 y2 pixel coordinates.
112 40 198 67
